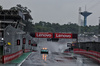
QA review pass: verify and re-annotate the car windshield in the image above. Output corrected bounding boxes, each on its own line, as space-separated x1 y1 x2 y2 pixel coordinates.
0 0 100 66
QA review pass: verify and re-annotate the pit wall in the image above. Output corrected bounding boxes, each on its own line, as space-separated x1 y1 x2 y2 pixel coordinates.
2 50 23 63
22 33 35 53
73 48 100 63
4 25 23 55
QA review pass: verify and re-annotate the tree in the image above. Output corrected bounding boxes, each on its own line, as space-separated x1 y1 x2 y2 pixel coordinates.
10 4 34 33
0 5 3 10
34 21 98 34
10 4 31 13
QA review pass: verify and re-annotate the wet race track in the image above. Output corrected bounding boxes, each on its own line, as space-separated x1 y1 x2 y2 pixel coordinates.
21 39 100 66
21 52 100 66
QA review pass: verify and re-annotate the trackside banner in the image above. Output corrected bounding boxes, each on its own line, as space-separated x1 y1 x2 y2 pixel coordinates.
35 32 53 38
30 32 77 39
55 33 72 38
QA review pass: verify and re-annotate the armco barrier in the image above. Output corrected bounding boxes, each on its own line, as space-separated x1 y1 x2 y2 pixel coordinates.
24 49 30 53
74 48 100 63
83 54 100 63
74 49 100 58
2 50 23 63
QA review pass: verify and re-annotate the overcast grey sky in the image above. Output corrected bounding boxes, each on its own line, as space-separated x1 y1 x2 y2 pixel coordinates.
0 0 100 26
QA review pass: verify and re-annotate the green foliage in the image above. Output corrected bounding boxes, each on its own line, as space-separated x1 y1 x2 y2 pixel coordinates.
10 4 31 13
0 5 2 10
22 20 99 34
33 21 99 34
23 20 35 33
80 25 98 34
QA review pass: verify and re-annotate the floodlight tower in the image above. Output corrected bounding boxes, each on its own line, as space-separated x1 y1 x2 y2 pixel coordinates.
80 8 92 26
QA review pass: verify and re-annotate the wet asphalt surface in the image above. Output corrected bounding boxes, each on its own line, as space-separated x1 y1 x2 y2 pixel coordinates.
21 40 100 66
21 52 100 66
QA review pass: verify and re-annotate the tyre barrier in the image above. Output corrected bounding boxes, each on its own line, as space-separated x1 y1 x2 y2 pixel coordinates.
2 50 23 63
74 48 100 63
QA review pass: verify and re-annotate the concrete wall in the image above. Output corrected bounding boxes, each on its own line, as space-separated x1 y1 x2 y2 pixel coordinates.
75 42 100 52
4 25 23 55
23 33 32 50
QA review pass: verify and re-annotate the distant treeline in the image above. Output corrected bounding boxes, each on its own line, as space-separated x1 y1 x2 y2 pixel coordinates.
24 21 99 35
